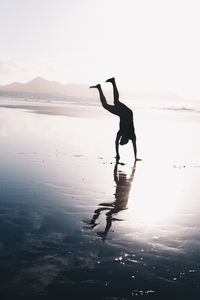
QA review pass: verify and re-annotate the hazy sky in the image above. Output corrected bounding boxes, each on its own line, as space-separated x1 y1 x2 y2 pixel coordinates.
1 0 200 98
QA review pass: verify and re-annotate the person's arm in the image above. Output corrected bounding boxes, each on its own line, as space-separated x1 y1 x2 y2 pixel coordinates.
115 133 121 161
132 139 137 161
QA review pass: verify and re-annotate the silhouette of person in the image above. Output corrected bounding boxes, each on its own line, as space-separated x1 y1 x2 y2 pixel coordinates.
90 77 137 161
84 161 136 241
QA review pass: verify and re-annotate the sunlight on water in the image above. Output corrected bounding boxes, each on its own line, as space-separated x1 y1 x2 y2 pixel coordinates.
128 165 182 227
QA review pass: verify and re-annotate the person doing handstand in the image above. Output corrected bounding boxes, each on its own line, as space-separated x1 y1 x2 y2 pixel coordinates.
90 77 137 161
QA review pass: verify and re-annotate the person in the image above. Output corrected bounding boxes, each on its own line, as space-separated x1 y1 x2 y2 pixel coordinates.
90 77 137 161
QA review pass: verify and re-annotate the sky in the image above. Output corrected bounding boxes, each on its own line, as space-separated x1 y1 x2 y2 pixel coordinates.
1 0 200 98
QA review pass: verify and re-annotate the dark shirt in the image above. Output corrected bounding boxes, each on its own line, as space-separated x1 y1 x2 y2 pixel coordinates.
115 102 136 139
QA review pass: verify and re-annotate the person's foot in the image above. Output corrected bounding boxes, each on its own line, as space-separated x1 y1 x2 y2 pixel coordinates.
89 84 101 89
105 77 115 83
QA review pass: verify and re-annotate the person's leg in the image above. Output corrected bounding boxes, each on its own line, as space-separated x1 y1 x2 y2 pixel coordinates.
83 207 109 229
106 77 119 105
90 84 107 108
90 84 118 115
115 132 121 161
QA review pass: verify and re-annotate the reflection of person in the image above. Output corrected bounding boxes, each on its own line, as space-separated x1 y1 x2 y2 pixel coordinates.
84 161 136 241
90 77 137 161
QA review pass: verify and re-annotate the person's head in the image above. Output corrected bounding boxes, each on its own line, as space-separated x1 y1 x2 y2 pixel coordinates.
120 136 129 145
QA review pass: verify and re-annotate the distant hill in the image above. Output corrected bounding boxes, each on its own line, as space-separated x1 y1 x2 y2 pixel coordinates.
0 77 99 100
0 76 188 103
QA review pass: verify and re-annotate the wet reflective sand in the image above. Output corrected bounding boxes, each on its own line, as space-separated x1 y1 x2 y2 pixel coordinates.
0 104 200 299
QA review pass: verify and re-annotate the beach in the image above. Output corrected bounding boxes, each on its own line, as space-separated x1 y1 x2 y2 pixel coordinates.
0 99 200 299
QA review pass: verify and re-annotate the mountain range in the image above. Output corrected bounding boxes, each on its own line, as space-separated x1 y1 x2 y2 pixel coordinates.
0 77 98 100
0 76 188 102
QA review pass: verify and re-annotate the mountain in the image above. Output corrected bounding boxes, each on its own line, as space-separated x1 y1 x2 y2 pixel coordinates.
0 77 98 100
0 77 188 103
2 82 23 90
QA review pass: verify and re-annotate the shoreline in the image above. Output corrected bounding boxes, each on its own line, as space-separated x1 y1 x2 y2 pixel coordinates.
0 102 200 122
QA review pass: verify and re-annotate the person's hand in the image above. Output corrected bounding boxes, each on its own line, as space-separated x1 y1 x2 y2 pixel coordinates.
136 158 142 161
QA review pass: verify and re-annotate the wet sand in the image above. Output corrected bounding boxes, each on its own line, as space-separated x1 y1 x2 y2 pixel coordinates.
0 102 200 299
0 102 106 118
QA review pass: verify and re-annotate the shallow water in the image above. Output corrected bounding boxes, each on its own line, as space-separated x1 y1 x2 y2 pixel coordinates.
0 106 200 299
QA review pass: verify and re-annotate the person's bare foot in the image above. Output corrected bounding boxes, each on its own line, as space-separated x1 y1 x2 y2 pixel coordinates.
89 84 101 89
105 77 115 83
